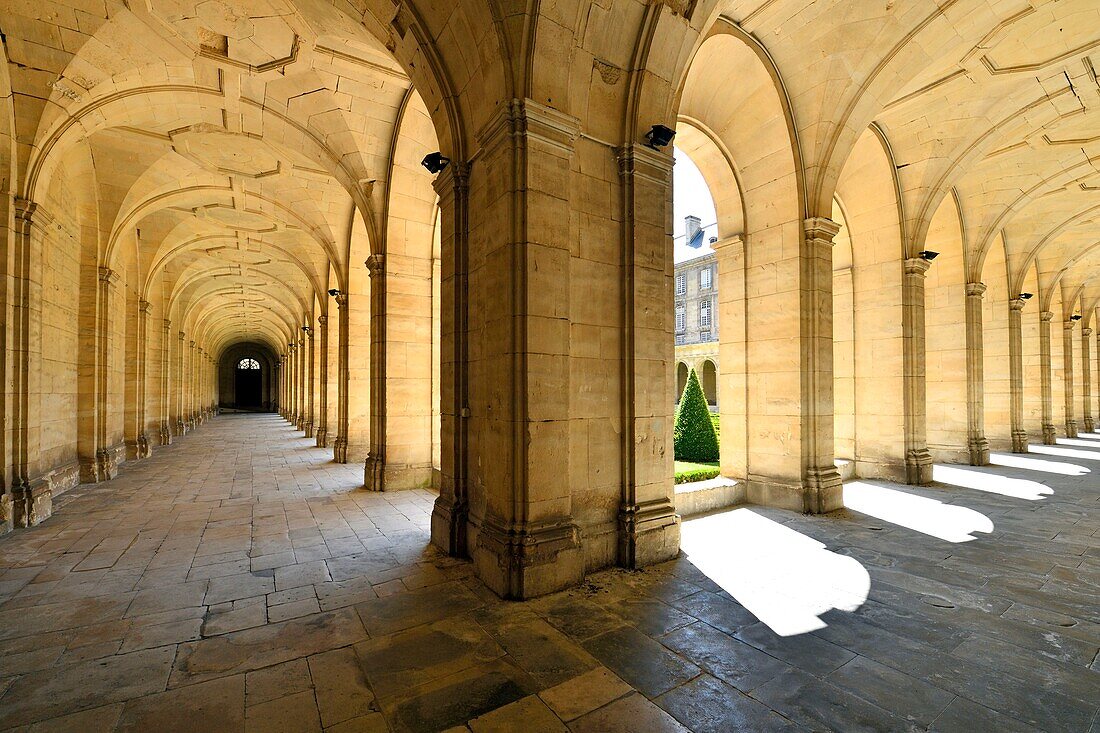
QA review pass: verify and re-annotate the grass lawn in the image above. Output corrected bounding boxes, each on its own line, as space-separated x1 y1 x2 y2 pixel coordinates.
674 460 720 484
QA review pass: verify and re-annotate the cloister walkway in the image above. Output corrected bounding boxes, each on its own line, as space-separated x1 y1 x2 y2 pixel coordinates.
0 414 1097 732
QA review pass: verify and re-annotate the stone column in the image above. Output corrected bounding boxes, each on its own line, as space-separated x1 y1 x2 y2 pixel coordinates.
1063 320 1077 438
614 143 680 565
288 342 298 426
902 257 933 484
1039 311 1056 444
431 163 470 557
1083 327 1094 433
1008 299 1028 452
334 292 350 463
81 266 119 483
296 336 306 431
799 218 844 510
9 199 51 528
304 326 315 437
964 282 989 465
188 340 197 429
365 254 386 490
135 300 152 457
174 331 186 435
159 319 172 445
315 316 329 447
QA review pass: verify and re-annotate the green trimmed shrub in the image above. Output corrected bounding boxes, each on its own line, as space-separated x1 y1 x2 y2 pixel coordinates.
675 368 719 462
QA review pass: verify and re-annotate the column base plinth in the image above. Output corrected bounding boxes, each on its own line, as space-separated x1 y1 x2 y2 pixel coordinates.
13 478 51 528
1011 430 1029 453
1042 424 1057 445
472 515 585 600
304 421 314 438
431 492 469 557
906 449 933 486
1065 420 1078 439
1084 417 1095 433
0 493 13 535
333 437 348 464
617 497 680 568
746 466 843 513
159 423 172 446
968 437 990 466
315 427 327 448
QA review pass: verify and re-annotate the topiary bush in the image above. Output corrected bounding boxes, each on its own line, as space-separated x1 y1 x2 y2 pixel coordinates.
675 368 719 462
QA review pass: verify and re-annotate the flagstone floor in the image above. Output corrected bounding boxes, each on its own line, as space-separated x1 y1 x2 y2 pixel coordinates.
0 413 1097 732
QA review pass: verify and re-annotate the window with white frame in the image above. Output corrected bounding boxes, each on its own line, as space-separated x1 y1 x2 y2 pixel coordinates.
675 273 686 295
700 267 712 290
675 303 685 333
699 299 711 328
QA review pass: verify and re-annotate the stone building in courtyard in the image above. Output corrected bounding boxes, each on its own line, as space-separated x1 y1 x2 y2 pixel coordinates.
675 215 719 407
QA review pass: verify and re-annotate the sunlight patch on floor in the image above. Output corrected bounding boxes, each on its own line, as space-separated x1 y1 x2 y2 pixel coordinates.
933 464 1052 500
681 508 869 637
1027 444 1100 462
989 452 1090 477
844 481 994 542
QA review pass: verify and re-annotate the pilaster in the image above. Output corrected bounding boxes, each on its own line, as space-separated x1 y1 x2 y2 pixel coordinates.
1082 327 1094 433
902 257 933 484
303 326 315 438
334 292 349 463
1062 320 1077 438
316 315 329 447
1008 299 1028 452
1039 311 1056 444
964 282 990 465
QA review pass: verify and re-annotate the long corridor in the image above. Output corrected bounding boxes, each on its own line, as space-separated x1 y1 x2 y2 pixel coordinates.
0 415 1097 732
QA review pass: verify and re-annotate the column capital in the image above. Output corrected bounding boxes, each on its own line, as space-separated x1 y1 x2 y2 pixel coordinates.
365 254 384 278
163 318 172 331
1040 311 1054 322
189 340 195 348
710 234 745 253
965 282 987 298
431 160 470 197
476 98 581 158
1084 327 1093 337
615 142 673 184
335 293 348 308
138 299 152 314
98 266 118 285
178 331 186 340
1009 298 1026 311
1064 319 1077 331
803 217 841 242
317 315 328 326
904 257 932 277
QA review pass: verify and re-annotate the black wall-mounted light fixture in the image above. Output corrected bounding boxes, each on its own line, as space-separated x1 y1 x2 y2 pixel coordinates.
421 152 450 174
1018 292 1034 300
644 124 676 149
328 288 340 298
917 250 939 261
1071 314 1082 321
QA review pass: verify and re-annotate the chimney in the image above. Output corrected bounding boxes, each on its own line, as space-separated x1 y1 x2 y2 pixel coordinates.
685 215 702 247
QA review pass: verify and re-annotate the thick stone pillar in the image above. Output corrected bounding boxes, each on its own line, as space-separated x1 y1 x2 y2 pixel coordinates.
159 319 172 445
431 163 470 557
1039 311 1056 444
1083 327 1094 433
964 282 989 465
1062 320 1077 438
333 292 350 463
615 143 681 565
902 257 933 484
289 342 299 426
304 326 315 437
315 315 329 446
1008 299 1028 452
188 340 197 429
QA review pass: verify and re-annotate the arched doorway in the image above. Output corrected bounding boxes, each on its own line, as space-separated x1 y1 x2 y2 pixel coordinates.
702 360 717 407
676 362 689 401
236 358 263 410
